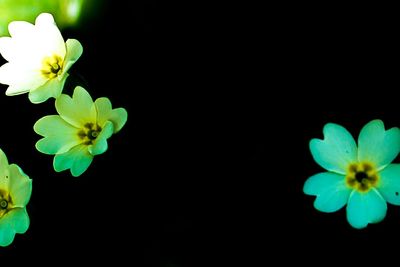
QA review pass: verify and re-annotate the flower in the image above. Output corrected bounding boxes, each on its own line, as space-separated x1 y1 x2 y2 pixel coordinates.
0 12 83 103
33 86 128 177
304 120 400 229
0 148 32 247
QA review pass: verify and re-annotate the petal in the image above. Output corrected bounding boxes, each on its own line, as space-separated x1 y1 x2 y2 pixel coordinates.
0 37 14 62
95 98 128 133
34 115 81 155
358 119 400 170
0 149 10 191
28 74 68 103
88 121 114 156
0 221 14 247
55 86 96 128
376 164 400 205
63 39 83 74
346 189 387 229
0 63 47 94
34 13 66 58
310 123 357 174
9 208 30 234
54 145 93 177
8 164 32 207
304 172 351 212
8 21 35 40
0 208 29 247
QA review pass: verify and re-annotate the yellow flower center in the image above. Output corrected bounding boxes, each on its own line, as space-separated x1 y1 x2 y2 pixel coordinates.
77 122 102 145
41 55 64 79
346 162 379 192
0 189 13 219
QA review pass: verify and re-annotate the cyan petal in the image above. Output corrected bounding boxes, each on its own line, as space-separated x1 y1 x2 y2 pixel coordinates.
346 189 387 229
7 208 30 234
88 121 114 156
0 208 30 246
0 221 14 247
55 86 96 128
376 164 400 205
63 39 83 74
8 164 32 208
310 123 357 174
34 115 80 154
358 119 400 170
95 97 128 133
28 75 68 104
53 145 93 177
304 172 351 212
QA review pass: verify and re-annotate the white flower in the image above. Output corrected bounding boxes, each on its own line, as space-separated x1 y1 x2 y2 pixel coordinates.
0 13 83 103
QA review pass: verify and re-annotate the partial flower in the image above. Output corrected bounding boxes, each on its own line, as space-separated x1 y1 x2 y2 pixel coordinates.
0 148 32 247
304 120 400 229
0 12 83 103
34 86 128 177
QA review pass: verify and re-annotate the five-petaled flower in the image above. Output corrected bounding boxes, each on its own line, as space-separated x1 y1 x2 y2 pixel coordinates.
0 148 32 247
0 12 83 103
304 120 400 229
34 86 128 177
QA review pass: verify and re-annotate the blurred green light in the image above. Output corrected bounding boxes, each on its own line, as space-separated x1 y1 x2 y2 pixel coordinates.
0 0 104 36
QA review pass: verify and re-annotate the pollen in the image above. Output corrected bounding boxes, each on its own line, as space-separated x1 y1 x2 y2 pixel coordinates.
346 162 379 192
77 122 102 145
41 55 63 79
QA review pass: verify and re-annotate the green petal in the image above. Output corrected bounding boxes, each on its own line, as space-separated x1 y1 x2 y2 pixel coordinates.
0 208 29 247
358 120 400 170
54 145 93 177
376 164 400 205
0 221 14 247
34 115 80 155
7 208 30 234
28 75 68 104
8 164 32 208
88 121 114 156
310 123 357 174
346 189 387 229
55 86 96 128
63 39 83 74
304 172 351 213
0 148 10 191
95 97 128 133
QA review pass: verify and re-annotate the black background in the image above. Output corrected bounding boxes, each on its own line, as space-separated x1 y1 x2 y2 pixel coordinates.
2 1 400 266
0 1 267 265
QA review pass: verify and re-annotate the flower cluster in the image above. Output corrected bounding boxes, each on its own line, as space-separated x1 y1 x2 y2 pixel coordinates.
304 120 400 229
0 13 127 245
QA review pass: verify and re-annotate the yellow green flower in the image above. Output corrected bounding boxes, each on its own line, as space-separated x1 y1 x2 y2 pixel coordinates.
0 148 32 247
34 86 128 177
0 12 83 103
304 120 400 229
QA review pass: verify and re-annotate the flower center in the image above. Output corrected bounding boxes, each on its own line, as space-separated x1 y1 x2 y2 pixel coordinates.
41 55 63 79
346 162 379 192
77 122 102 145
0 189 12 218
0 199 8 209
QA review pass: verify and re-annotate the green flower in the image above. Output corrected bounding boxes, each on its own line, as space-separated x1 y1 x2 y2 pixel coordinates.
304 120 400 229
0 148 32 247
34 86 128 177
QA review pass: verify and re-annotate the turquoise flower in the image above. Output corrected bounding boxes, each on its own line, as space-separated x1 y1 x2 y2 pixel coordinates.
304 120 400 229
33 86 127 177
0 148 32 247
